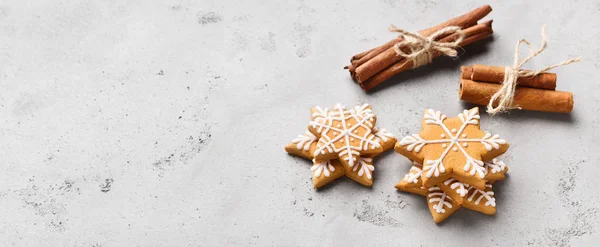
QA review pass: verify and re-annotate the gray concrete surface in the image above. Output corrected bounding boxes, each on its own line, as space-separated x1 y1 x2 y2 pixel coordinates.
0 0 599 246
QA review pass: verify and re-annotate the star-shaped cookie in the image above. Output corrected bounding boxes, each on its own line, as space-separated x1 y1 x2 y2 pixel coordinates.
285 104 396 188
309 104 384 168
396 160 508 223
395 107 509 190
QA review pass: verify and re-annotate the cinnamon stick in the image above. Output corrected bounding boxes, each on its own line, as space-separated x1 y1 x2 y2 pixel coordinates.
461 64 556 90
459 79 573 113
352 5 493 83
352 48 374 62
351 37 402 68
360 20 493 91
350 6 490 70
345 20 477 81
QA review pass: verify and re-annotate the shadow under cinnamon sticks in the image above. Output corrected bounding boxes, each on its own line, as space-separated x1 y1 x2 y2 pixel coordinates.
459 101 576 123
364 36 494 95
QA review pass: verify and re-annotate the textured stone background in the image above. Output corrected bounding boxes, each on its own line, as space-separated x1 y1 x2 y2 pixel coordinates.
0 0 599 246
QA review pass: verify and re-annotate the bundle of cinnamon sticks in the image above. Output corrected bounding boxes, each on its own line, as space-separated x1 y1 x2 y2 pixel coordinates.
345 5 494 92
459 65 574 113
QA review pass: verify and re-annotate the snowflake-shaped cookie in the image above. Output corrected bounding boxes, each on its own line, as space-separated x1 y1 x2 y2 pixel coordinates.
309 104 384 169
395 160 507 223
285 105 396 188
395 107 509 190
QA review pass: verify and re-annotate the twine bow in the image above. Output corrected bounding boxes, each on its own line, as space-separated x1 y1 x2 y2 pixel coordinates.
487 25 581 115
389 25 465 68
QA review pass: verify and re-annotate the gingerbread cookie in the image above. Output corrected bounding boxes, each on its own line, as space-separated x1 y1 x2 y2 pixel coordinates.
285 104 397 188
396 107 509 190
396 158 509 223
309 104 383 167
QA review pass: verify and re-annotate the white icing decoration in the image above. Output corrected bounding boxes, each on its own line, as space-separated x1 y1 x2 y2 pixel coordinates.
463 143 468 147
462 155 485 177
311 160 336 178
398 108 506 179
443 178 470 197
399 134 427 152
440 134 445 138
310 104 381 167
485 158 507 174
457 109 480 124
442 144 447 148
352 157 375 179
480 132 507 151
424 109 447 124
424 159 445 178
467 184 495 207
292 131 317 151
372 127 395 142
428 186 453 213
403 163 422 184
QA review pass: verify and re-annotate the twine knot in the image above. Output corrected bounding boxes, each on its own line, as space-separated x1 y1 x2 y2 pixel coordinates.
389 25 465 68
487 25 581 115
